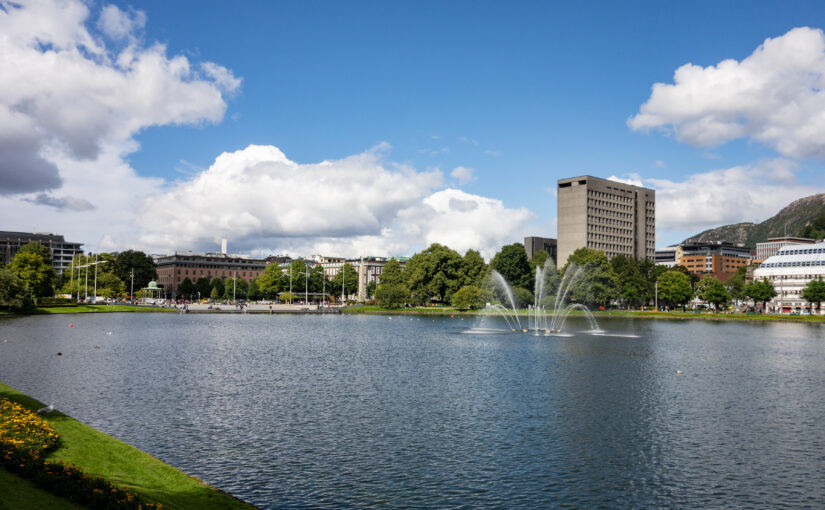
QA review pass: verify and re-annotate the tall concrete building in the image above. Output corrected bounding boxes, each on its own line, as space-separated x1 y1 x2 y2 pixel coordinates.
557 176 655 266
0 231 83 275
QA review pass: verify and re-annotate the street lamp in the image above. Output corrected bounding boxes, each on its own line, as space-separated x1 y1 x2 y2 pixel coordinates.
298 269 308 305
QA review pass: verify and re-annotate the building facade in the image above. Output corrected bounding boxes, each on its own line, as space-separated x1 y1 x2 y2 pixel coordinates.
318 256 408 301
678 241 751 282
557 176 655 266
753 242 825 314
155 251 267 296
523 236 557 261
0 231 83 275
654 246 678 268
754 237 815 264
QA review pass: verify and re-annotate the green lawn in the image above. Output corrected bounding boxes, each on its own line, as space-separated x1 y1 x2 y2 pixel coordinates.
0 304 177 315
0 382 255 510
0 467 84 510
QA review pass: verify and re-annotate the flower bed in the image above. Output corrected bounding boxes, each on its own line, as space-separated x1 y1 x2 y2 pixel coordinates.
1 398 161 509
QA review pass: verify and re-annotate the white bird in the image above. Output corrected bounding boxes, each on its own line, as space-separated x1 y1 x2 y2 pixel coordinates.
106 331 113 336
36 403 56 413
676 370 684 375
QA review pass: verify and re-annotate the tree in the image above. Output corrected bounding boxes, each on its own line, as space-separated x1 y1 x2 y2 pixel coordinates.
209 286 220 300
744 279 777 311
178 277 196 298
798 213 825 240
611 255 647 308
211 278 224 298
94 271 126 299
247 279 260 301
462 250 488 288
697 276 729 311
490 243 533 291
9 251 56 299
18 242 52 264
451 285 483 309
288 260 310 295
0 267 27 309
656 270 693 310
257 264 283 299
309 265 327 294
375 283 410 308
330 263 358 300
529 250 550 272
801 277 825 315
563 248 619 308
671 264 700 287
366 280 376 299
223 277 248 300
725 265 748 301
279 291 296 303
404 244 466 303
195 277 212 299
379 258 404 286
113 250 157 290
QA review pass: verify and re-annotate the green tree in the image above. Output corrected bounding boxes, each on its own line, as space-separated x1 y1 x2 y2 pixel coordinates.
671 264 700 287
529 250 550 272
563 248 619 308
744 278 777 311
798 213 825 239
113 250 157 290
223 277 248 300
657 270 693 310
330 263 359 300
309 265 327 294
211 278 225 298
451 285 483 309
209 286 220 300
0 267 27 309
698 276 729 311
725 265 748 301
462 249 488 288
178 277 196 298
9 251 56 299
375 283 410 308
611 255 647 308
247 279 260 301
195 277 212 299
257 264 283 299
379 258 404 286
490 243 533 291
18 242 52 264
801 277 825 315
279 291 296 303
94 271 126 299
366 280 376 299
404 244 466 303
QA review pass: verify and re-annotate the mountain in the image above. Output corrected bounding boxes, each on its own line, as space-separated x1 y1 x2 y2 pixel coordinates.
682 193 825 248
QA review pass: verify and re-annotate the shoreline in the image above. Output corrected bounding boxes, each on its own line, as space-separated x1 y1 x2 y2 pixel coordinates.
0 381 256 509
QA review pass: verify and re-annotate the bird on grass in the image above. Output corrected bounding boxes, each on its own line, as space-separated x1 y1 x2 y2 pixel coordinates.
36 403 56 414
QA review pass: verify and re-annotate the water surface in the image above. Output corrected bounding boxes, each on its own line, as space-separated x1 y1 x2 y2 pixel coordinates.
1 314 824 508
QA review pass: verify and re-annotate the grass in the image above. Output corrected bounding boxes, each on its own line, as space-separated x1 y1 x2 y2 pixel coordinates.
0 467 85 510
0 304 177 315
0 381 255 510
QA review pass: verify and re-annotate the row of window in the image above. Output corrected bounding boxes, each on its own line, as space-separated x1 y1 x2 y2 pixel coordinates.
762 260 825 268
779 247 825 255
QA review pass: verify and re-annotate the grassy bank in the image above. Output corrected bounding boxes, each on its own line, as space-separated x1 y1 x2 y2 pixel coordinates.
0 381 255 510
0 304 177 316
343 306 825 323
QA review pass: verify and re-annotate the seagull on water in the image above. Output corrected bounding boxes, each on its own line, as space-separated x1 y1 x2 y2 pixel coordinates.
36 403 56 414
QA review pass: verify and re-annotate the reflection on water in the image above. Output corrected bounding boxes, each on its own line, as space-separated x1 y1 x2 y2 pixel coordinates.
1 314 824 508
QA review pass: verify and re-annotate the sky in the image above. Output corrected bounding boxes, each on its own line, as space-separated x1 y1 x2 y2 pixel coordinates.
3 0 825 259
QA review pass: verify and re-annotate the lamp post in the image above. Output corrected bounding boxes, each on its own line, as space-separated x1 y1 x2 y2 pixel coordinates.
233 272 236 301
341 263 345 306
130 268 134 304
298 269 308 305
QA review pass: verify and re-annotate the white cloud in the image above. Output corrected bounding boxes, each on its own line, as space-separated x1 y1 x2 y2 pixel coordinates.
629 27 825 160
450 166 475 185
138 145 532 259
607 173 644 187
655 160 666 168
0 0 239 195
642 159 824 234
484 149 502 157
97 4 145 41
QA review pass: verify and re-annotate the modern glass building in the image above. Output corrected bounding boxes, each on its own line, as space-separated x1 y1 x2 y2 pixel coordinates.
753 242 825 314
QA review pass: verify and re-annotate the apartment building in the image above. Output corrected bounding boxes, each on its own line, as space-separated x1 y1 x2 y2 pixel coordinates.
155 251 267 295
0 231 83 275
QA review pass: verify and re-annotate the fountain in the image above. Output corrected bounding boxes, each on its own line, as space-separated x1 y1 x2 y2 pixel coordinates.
473 259 604 336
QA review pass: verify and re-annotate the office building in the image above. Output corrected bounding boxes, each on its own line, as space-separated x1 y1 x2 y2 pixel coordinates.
753 242 825 314
0 231 83 275
679 241 750 282
155 251 267 296
557 176 655 265
523 236 557 261
754 237 815 264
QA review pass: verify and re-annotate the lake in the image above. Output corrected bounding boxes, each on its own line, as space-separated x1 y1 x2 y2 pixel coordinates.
1 313 824 508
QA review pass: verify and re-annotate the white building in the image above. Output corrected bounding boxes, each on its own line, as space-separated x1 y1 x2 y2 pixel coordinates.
753 241 825 314
754 237 815 262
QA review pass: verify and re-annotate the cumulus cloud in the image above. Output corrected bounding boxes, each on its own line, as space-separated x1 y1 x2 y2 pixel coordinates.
641 159 825 234
607 173 644 187
0 0 239 195
138 145 531 259
450 166 475 185
629 27 825 159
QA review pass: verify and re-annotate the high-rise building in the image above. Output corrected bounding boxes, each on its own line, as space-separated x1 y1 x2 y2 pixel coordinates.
556 176 655 266
0 231 83 275
523 236 557 261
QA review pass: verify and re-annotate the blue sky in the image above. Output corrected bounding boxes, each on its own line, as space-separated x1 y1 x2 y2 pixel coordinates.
2 1 825 257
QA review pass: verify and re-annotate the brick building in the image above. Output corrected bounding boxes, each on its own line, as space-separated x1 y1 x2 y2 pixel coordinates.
155 251 267 296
